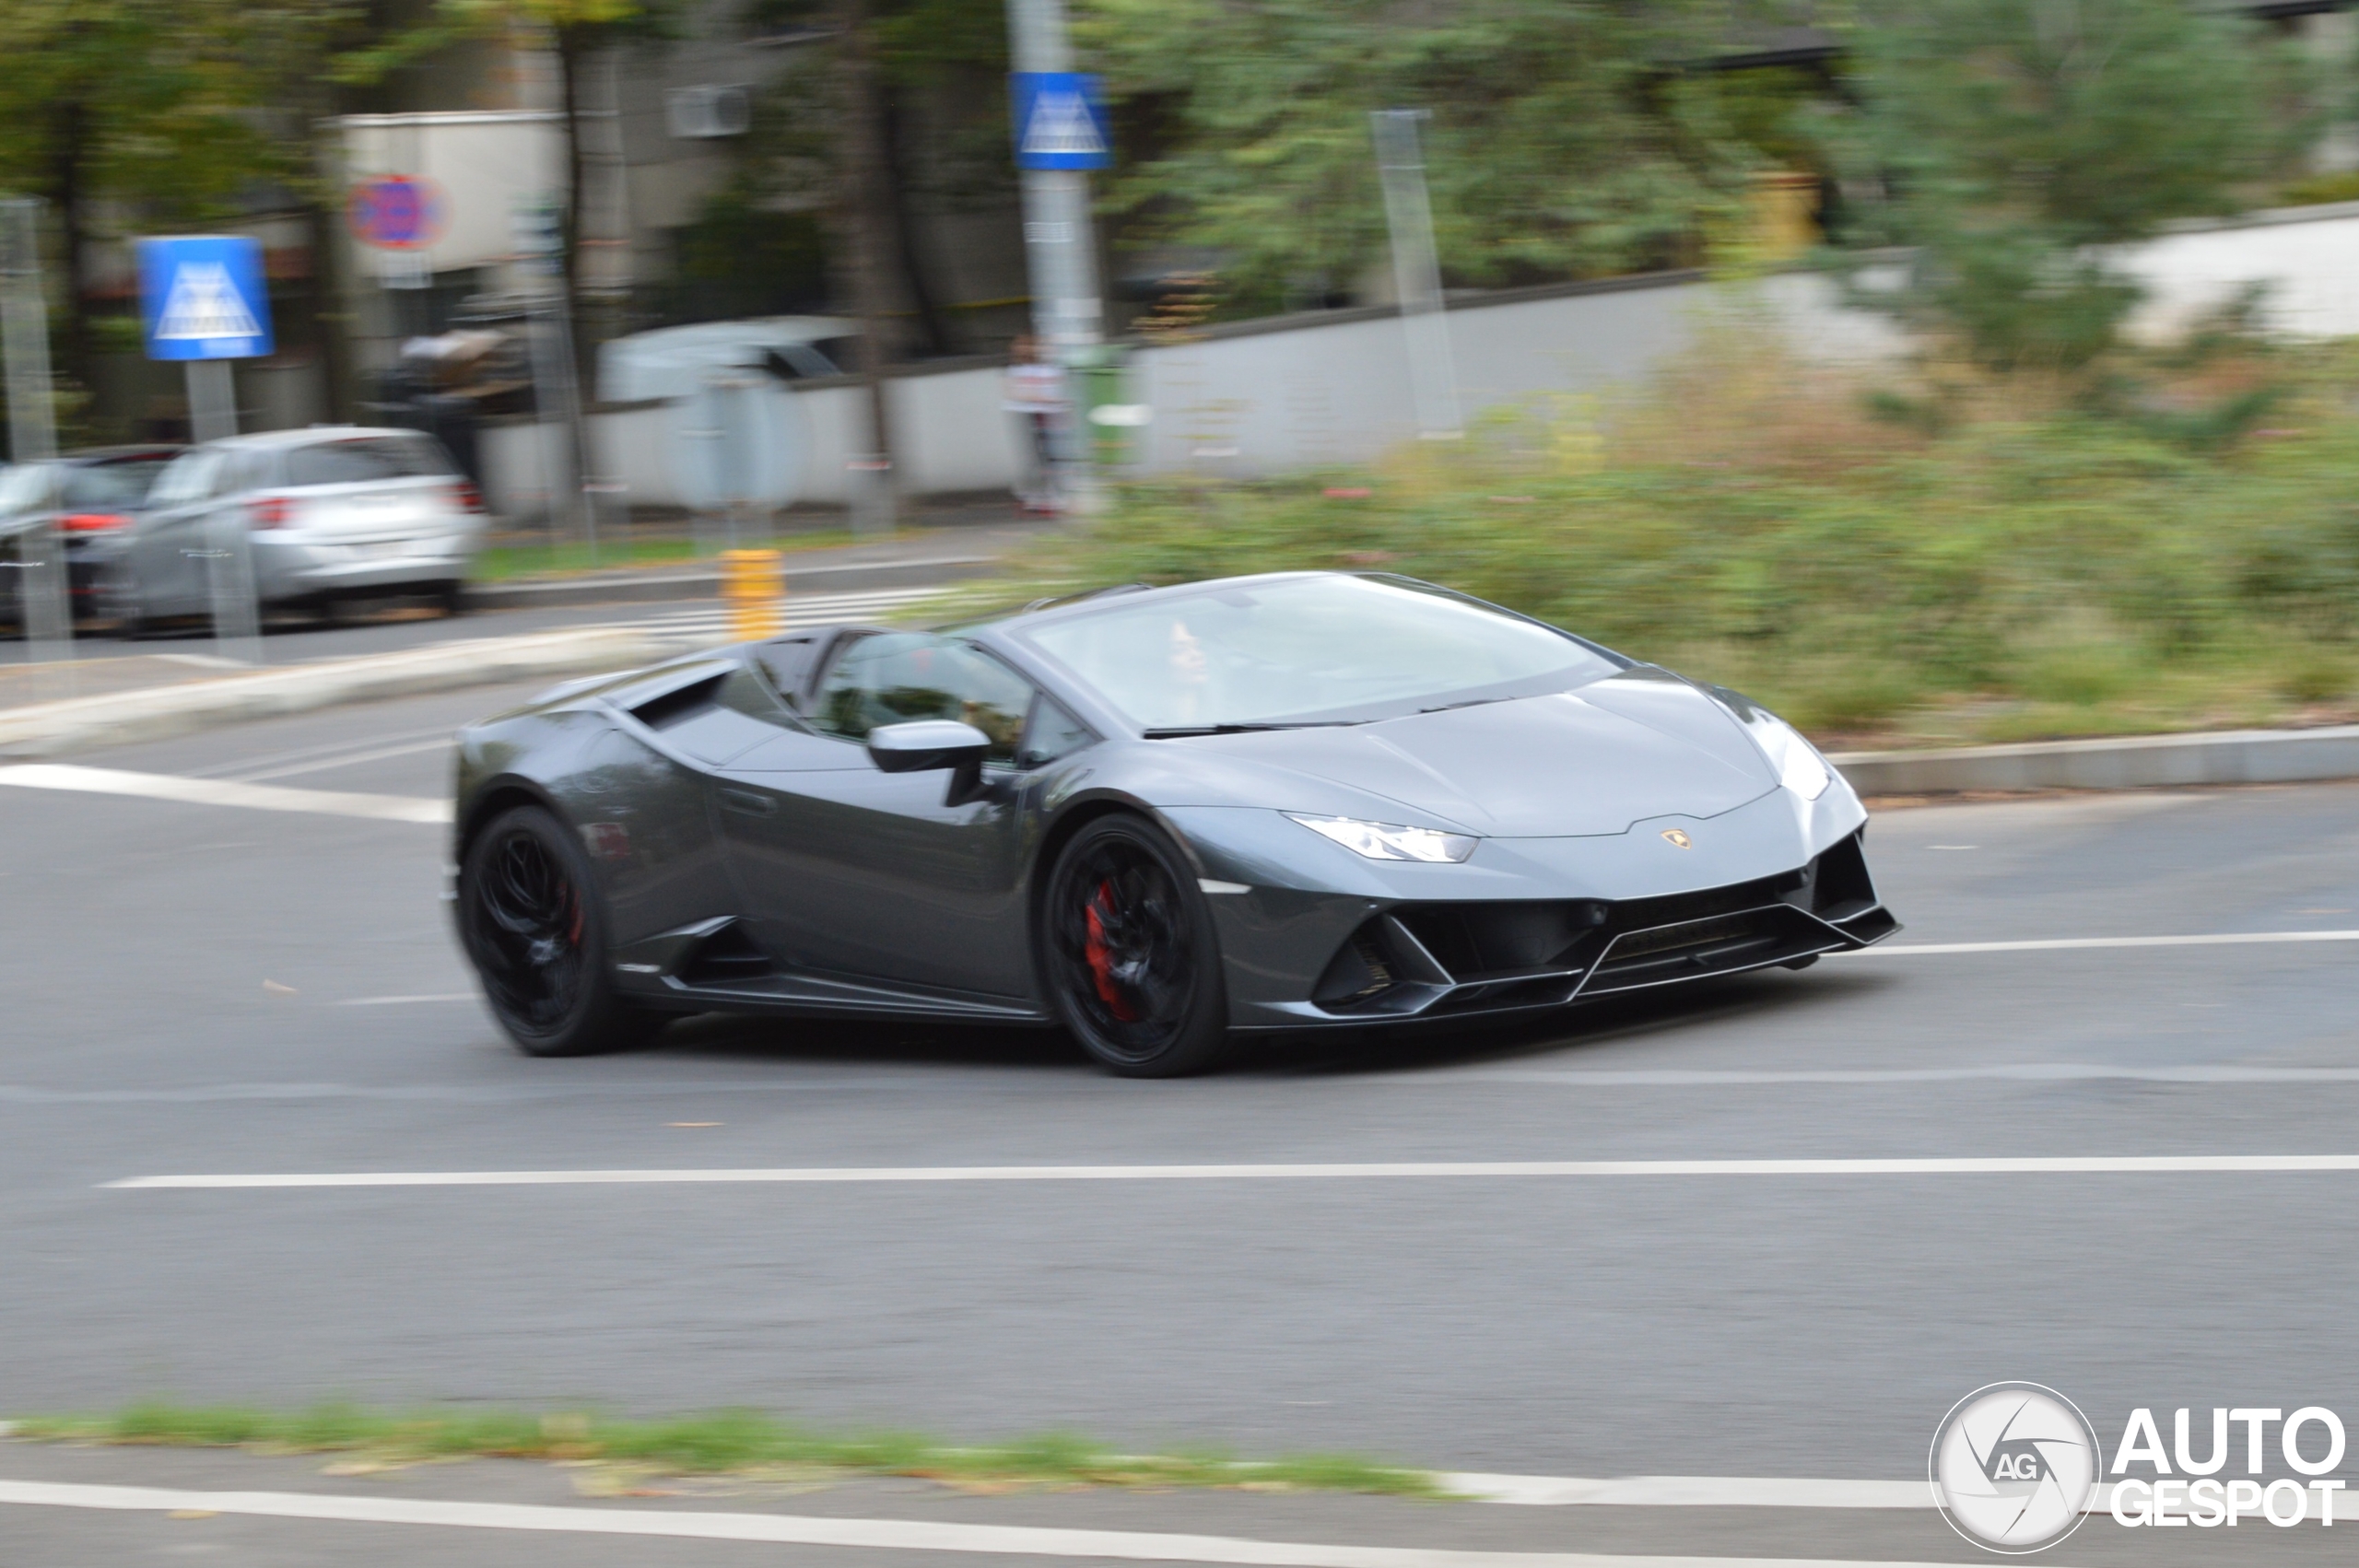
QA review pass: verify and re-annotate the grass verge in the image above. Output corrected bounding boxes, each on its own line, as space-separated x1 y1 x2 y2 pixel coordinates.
474 531 862 582
5 1403 1443 1498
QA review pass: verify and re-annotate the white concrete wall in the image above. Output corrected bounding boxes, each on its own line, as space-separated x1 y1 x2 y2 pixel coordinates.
2121 204 2359 342
486 203 2359 517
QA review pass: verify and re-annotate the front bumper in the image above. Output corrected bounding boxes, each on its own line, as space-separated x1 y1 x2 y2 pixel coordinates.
1285 832 1896 1023
1166 789 1898 1029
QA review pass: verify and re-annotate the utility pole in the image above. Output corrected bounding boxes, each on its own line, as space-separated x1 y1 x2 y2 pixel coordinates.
1370 111 1461 440
1006 0 1107 512
1 196 73 693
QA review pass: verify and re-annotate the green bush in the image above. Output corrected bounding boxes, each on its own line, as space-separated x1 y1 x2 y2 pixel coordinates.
966 334 2359 744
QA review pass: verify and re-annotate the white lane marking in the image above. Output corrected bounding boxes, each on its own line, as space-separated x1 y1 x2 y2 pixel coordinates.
1465 1064 2359 1087
0 765 448 825
231 736 454 783
601 587 944 637
1838 930 2359 956
337 993 475 1007
0 1477 1970 1565
15 1061 2359 1106
186 722 461 779
1443 1474 1928 1508
102 1154 2359 1189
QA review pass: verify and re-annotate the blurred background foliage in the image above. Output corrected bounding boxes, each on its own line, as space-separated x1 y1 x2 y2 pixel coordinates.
1078 0 1764 314
979 316 2359 745
1834 0 2315 371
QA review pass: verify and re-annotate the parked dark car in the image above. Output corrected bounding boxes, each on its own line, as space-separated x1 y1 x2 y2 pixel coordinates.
0 446 182 627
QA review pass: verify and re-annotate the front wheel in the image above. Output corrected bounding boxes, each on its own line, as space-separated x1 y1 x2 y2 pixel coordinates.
1042 815 1229 1077
459 804 663 1057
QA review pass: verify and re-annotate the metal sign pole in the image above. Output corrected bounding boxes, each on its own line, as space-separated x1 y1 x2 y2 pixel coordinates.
1370 111 1462 440
1 196 74 696
185 358 259 665
1007 0 1107 515
138 233 272 665
514 196 592 561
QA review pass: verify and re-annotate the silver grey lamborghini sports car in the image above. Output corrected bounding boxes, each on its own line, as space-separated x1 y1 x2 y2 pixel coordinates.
452 572 1898 1074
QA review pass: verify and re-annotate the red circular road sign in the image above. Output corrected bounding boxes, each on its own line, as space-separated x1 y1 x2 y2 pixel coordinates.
346 175 447 251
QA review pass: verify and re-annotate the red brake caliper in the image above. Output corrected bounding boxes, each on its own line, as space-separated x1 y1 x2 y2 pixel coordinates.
1083 880 1137 1022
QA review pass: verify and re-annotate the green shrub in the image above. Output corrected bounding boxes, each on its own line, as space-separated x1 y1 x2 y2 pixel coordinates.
960 334 2359 744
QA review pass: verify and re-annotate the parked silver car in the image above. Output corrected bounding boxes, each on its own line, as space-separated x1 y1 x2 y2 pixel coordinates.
95 427 487 630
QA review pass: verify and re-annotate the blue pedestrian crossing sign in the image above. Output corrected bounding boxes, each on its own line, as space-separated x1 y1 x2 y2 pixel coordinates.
138 236 274 361
1010 73 1111 171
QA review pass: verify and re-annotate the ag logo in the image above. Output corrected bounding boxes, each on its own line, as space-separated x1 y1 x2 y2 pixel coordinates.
1930 1383 2099 1553
1660 828 1692 848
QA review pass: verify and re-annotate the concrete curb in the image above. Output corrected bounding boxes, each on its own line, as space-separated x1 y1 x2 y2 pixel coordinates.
1833 724 2359 795
11 631 2359 790
0 627 698 761
464 554 998 612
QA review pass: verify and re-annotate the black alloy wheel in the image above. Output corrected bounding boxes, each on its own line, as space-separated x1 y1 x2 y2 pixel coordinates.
460 804 660 1057
1043 815 1228 1076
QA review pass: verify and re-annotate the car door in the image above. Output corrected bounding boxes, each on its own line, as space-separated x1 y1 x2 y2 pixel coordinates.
126 448 227 615
712 631 1045 1000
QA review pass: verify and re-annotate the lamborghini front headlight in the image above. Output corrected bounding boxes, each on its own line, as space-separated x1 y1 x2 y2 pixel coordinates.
1285 813 1479 863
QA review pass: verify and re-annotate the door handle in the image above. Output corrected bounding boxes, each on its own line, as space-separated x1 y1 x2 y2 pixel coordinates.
718 787 777 817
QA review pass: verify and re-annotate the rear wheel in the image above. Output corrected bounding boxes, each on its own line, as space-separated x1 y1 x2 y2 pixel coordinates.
459 804 663 1057
1043 815 1228 1077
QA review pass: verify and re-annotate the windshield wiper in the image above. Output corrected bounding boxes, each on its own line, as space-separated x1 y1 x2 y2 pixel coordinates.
1140 721 1364 738
1415 696 1520 715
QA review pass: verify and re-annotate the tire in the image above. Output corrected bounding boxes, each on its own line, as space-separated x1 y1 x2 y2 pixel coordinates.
459 804 663 1057
433 580 466 617
1041 814 1229 1077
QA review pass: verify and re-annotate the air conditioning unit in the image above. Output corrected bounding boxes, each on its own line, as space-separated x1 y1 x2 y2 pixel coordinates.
667 86 751 140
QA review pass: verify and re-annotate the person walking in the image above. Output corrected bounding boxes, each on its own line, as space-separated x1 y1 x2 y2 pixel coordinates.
1003 334 1067 515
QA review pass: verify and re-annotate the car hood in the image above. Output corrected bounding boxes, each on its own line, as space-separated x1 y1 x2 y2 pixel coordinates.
1168 670 1779 837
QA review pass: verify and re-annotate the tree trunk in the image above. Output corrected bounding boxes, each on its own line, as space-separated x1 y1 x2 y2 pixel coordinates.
836 0 898 526
303 193 358 423
555 24 586 351
881 88 951 358
49 96 90 403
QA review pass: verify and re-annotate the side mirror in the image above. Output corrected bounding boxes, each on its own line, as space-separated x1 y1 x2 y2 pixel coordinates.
866 720 992 773
867 719 993 804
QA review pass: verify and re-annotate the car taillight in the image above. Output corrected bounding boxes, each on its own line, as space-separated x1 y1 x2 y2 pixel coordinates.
250 496 295 528
58 512 127 533
449 481 484 513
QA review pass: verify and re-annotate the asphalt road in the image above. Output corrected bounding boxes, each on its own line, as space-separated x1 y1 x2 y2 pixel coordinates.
6 686 2358 1564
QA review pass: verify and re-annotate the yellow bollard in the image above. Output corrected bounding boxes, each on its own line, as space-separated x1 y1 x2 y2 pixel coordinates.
719 548 785 642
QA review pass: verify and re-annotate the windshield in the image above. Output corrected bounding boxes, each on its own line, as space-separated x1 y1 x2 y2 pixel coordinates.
0 464 53 515
63 459 173 510
285 436 453 486
1015 575 1621 731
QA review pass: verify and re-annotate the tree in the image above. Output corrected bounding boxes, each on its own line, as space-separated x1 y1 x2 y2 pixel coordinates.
1833 0 2298 370
1075 0 1755 314
0 0 291 397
